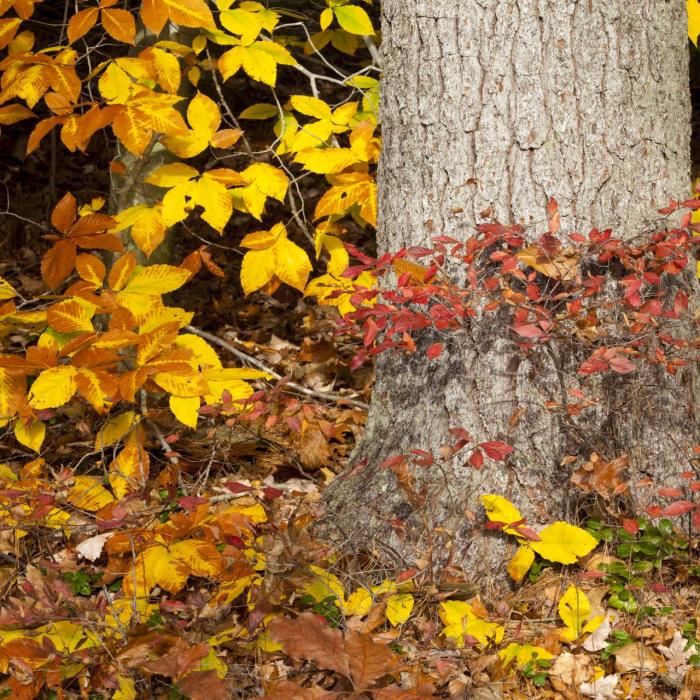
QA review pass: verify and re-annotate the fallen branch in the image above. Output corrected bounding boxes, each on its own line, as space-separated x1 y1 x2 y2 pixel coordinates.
185 325 369 410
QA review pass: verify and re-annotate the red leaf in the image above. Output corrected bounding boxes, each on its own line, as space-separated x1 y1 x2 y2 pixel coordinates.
410 449 434 468
263 487 283 500
513 323 544 339
396 567 418 583
658 487 683 498
426 342 443 359
662 500 695 517
178 496 208 511
608 354 636 374
622 518 639 535
224 481 253 494
580 570 608 580
480 441 513 461
380 454 408 469
510 525 541 542
469 449 484 470
646 505 663 517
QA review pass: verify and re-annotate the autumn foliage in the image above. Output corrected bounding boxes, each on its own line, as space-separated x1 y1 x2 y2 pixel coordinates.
1 0 700 698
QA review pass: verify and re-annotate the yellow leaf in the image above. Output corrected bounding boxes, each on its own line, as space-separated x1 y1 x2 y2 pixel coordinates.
320 7 333 31
558 585 592 641
499 643 554 668
240 225 283 250
68 475 115 511
219 41 294 86
170 395 200 427
188 91 220 133
146 46 181 93
161 180 195 227
220 7 264 45
145 162 198 188
170 539 222 578
122 264 191 295
507 544 535 582
153 370 209 397
386 593 414 626
99 62 134 104
316 232 349 275
690 0 700 45
203 367 267 406
305 270 375 316
333 5 374 35
240 247 276 295
480 494 524 536
95 411 137 450
0 18 23 50
113 675 137 700
0 277 18 300
175 334 222 371
102 8 136 44
343 587 372 617
116 204 166 258
231 163 288 220
530 521 597 564
109 427 149 499
275 237 312 292
14 418 45 452
439 600 504 649
303 565 346 605
124 543 189 597
163 0 216 30
29 365 77 409
193 175 232 233
239 103 278 119
289 94 333 121
294 146 360 174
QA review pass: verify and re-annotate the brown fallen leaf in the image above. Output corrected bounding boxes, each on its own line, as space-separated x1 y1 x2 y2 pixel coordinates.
177 670 230 700
263 682 341 699
613 642 661 675
345 628 403 688
268 613 350 678
268 613 403 689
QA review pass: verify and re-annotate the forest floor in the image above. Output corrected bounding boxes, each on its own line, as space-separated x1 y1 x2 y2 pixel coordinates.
1 251 700 700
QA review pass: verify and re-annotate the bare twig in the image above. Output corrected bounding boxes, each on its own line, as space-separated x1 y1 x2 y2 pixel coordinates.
184 325 369 410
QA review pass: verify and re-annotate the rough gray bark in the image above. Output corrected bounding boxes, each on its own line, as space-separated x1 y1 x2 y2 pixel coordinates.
322 0 700 583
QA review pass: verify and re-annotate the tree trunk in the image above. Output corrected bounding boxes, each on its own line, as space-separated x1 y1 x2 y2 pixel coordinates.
321 0 700 583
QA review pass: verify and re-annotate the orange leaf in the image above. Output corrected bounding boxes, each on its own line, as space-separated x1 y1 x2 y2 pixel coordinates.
75 253 106 286
41 240 77 289
108 252 137 291
67 7 99 44
141 0 169 34
101 8 136 44
47 298 94 333
51 192 77 233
